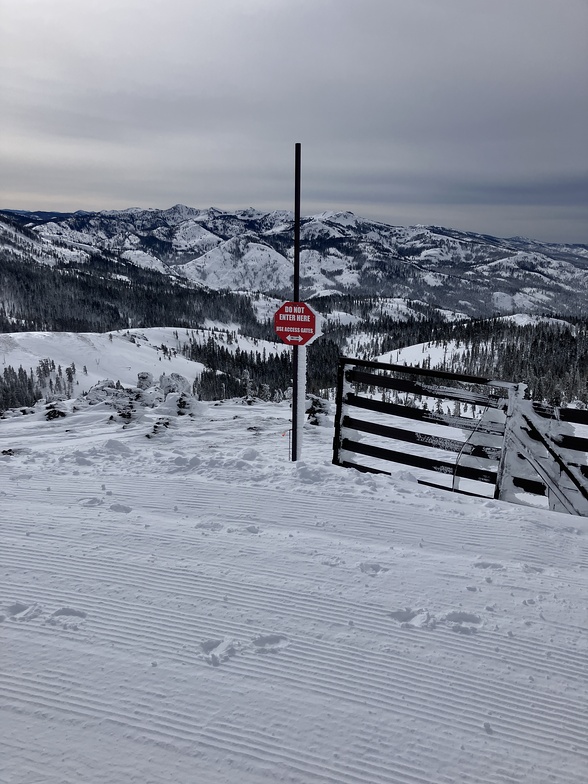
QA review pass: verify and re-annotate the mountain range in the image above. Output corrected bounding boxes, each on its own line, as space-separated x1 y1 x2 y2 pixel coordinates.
2 205 588 318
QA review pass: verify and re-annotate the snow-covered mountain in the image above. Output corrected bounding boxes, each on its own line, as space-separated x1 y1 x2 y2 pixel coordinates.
2 206 588 317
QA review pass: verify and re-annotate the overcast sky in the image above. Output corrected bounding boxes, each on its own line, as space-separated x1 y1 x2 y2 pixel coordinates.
1 0 587 242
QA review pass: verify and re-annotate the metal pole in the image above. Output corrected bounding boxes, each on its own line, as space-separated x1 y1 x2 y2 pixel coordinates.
293 143 301 301
292 143 301 461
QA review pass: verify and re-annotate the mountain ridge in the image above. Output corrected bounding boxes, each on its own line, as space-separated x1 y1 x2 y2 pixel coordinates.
2 206 587 317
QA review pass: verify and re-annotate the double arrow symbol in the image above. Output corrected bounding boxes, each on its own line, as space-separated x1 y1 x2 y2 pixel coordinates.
285 335 304 342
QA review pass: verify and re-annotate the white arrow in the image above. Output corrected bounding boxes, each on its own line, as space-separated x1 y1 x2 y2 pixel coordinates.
286 335 304 342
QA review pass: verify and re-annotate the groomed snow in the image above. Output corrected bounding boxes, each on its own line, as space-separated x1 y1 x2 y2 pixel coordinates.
1 361 587 782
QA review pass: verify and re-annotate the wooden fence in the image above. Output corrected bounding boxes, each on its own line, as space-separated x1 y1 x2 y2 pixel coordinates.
332 357 588 516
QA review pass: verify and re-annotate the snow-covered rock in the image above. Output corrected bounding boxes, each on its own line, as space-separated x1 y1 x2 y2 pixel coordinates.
159 372 191 397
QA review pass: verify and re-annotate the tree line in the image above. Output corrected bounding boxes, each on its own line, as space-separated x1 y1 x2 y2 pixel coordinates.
184 334 341 401
2 242 588 409
427 318 588 406
0 359 80 413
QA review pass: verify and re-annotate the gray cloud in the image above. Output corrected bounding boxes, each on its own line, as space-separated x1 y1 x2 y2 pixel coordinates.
1 0 587 242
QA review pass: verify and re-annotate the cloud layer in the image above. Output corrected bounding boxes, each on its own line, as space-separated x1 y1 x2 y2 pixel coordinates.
1 0 587 242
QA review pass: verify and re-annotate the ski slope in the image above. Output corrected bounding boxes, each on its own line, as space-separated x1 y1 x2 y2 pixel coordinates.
1 378 587 782
0 327 287 396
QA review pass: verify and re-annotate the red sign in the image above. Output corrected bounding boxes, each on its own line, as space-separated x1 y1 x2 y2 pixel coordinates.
274 301 318 346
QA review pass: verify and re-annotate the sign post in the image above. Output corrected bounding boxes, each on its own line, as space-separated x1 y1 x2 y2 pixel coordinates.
274 144 322 461
274 301 320 461
292 143 302 461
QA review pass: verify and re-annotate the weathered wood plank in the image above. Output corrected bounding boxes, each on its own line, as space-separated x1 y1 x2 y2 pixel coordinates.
521 412 588 508
338 459 391 476
557 407 588 426
341 438 498 484
346 368 506 409
417 478 492 498
551 432 588 453
344 393 506 436
532 402 588 428
342 415 501 461
339 356 513 386
511 476 547 496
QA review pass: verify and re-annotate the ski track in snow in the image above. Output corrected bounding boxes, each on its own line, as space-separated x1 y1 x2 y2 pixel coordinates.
1 398 587 783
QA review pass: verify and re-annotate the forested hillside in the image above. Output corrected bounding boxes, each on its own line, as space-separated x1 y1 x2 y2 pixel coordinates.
3 316 587 412
3 207 588 317
2 208 588 409
423 318 588 406
0 251 263 335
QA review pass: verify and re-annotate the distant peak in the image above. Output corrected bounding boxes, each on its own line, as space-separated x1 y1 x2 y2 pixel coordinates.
314 210 358 226
164 204 199 216
235 207 263 217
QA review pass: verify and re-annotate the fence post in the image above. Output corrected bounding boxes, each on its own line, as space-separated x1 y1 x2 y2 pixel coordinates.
498 385 588 515
495 384 525 502
521 406 588 515
332 358 347 466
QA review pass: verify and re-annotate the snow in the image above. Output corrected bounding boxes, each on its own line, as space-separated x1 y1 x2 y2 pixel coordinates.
34 221 96 247
1 335 587 783
301 219 345 240
492 291 516 312
0 329 204 394
10 208 588 316
314 210 359 227
371 298 415 320
325 310 363 327
0 328 293 401
364 298 469 324
298 249 361 293
178 238 293 292
247 293 283 324
121 249 169 274
378 340 460 368
171 220 221 253
500 313 574 328
422 271 445 287
294 346 307 460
